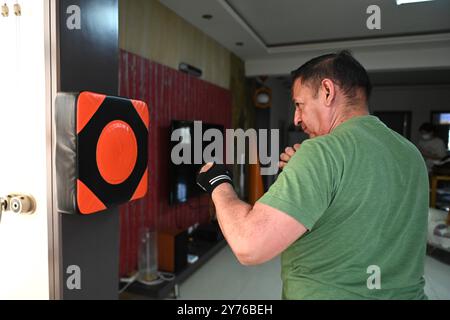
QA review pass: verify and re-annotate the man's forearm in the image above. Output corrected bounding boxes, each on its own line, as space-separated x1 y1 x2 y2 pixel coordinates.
211 184 254 262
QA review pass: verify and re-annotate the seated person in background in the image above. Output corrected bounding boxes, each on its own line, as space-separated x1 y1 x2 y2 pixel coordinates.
417 123 447 173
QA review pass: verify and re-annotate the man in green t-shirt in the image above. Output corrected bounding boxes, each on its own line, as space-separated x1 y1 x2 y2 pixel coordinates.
197 51 428 300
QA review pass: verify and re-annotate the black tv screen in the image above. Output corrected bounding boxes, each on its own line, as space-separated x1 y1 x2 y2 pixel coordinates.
169 120 224 205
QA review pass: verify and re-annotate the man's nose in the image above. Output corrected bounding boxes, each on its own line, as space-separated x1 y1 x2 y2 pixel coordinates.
294 109 302 126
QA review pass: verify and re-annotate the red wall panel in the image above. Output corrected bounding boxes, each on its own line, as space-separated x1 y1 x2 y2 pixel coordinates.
118 50 232 276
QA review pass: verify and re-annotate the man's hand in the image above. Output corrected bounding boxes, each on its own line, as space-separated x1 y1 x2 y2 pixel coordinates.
200 163 214 174
197 163 234 195
279 144 301 170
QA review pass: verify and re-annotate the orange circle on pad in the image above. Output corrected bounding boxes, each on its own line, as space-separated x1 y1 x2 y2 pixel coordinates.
96 120 138 185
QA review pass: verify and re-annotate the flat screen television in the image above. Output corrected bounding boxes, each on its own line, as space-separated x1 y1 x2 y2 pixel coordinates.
169 120 224 205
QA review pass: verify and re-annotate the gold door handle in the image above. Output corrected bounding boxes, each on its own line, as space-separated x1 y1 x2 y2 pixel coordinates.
1 3 9 17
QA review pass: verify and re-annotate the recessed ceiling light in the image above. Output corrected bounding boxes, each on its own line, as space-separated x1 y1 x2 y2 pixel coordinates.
396 0 434 5
235 42 244 47
202 14 213 20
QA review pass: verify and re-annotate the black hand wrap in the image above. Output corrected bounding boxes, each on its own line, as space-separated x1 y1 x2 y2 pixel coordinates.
197 163 234 195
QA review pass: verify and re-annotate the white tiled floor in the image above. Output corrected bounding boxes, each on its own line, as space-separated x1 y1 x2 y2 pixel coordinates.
178 245 450 300
424 250 450 300
179 246 282 300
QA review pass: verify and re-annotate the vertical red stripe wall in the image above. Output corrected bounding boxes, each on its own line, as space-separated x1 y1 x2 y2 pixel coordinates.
118 50 232 276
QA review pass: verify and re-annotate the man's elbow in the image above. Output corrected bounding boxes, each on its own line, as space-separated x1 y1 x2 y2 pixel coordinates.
236 253 261 266
233 244 271 266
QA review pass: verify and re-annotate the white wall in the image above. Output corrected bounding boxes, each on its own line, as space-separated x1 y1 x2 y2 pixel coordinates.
370 85 450 143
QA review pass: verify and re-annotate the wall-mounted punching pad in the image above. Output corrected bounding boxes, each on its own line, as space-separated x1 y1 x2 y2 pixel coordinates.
55 91 149 215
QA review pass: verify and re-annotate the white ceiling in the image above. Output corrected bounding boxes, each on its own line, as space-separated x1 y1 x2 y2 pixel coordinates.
227 0 450 46
159 0 450 76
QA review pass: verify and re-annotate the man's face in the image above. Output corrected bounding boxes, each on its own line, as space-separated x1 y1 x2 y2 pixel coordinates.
292 79 330 138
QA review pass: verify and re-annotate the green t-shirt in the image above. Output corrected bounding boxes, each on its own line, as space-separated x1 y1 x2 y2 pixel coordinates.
258 115 429 300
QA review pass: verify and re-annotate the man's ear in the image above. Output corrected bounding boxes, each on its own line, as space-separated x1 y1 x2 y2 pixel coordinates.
321 79 335 106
